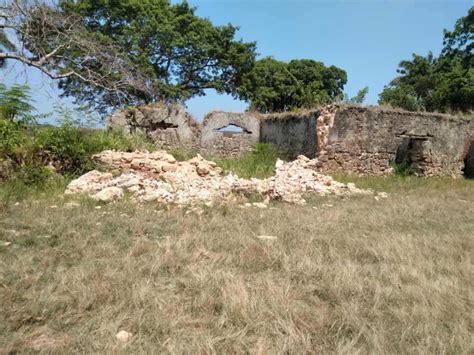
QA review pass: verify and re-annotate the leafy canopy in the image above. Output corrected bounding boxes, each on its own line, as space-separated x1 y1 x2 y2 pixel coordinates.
236 57 347 113
58 0 257 108
379 7 473 112
0 84 35 122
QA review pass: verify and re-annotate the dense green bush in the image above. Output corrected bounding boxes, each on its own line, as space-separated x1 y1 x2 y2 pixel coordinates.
0 121 155 183
0 85 155 184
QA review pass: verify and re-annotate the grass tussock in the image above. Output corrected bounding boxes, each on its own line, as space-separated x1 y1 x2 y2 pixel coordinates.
212 143 281 179
0 177 473 353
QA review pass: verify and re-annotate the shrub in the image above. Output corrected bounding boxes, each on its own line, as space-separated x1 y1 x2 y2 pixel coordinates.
0 84 156 184
0 119 155 183
391 161 415 176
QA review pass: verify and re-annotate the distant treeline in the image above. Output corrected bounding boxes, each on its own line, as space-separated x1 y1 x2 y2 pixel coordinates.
0 2 472 113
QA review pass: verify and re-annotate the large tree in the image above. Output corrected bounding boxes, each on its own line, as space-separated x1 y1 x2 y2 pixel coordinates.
59 0 256 107
379 7 473 113
236 57 347 113
1 0 256 113
1 0 158 111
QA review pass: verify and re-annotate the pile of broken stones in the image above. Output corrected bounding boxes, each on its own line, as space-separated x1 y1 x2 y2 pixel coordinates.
65 150 385 205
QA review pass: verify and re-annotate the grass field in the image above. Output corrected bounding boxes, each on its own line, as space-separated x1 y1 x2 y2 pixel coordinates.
0 176 473 353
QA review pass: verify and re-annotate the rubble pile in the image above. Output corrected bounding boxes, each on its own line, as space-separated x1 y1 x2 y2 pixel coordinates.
268 155 369 204
65 150 375 205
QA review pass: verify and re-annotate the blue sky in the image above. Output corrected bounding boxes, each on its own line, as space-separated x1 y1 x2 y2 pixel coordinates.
2 0 472 121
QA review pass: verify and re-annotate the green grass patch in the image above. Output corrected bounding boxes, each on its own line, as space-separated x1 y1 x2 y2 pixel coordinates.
212 143 282 179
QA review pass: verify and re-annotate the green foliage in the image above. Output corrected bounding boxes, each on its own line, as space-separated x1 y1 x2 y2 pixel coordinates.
0 118 155 184
0 84 155 184
391 161 415 177
58 0 257 110
442 6 473 58
13 165 54 186
236 57 347 113
0 119 27 154
379 7 473 112
350 87 369 104
34 124 155 177
0 84 35 122
213 143 281 179
379 86 421 112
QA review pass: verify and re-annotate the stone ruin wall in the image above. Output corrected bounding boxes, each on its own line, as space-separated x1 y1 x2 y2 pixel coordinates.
315 106 473 177
107 104 201 151
200 111 260 156
107 103 474 177
260 111 318 158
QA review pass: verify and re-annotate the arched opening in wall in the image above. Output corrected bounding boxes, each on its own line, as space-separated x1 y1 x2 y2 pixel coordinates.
463 141 474 178
394 136 428 175
214 124 251 135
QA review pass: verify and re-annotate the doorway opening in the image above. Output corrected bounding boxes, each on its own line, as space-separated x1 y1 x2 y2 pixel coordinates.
394 136 428 175
463 141 474 178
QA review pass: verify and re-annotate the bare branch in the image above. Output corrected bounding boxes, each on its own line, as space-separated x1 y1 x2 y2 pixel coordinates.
1 0 158 111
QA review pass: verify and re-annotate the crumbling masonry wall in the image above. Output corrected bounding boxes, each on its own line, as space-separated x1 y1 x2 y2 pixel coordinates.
200 111 260 156
313 106 473 177
107 104 201 150
260 111 318 158
108 103 473 177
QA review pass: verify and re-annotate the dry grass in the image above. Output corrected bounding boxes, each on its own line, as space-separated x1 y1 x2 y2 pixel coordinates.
0 177 473 353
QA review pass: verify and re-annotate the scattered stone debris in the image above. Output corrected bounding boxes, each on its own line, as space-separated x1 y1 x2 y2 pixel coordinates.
64 201 80 208
65 150 376 206
115 330 133 343
257 235 278 240
93 186 124 202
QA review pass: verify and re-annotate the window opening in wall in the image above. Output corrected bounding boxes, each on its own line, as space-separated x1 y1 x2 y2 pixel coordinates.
214 124 251 134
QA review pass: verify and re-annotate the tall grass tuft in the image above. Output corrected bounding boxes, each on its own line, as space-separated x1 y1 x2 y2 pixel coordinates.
213 143 282 179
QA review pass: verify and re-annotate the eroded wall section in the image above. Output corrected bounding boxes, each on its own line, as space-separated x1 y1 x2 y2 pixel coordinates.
260 111 318 159
315 106 473 177
107 104 201 150
108 103 473 177
200 111 260 156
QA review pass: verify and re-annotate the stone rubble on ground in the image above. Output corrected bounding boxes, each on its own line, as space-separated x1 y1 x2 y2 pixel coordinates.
65 150 379 205
257 235 278 241
115 330 133 343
